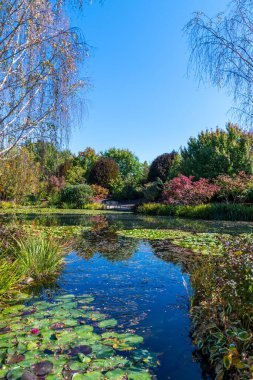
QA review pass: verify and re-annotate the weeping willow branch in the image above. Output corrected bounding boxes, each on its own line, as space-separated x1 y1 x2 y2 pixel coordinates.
185 0 253 126
0 0 87 156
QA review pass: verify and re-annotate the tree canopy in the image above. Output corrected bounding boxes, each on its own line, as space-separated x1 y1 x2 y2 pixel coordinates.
185 0 253 124
179 123 253 178
0 0 86 156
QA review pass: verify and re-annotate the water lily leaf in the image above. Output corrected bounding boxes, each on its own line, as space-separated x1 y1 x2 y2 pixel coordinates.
6 367 24 380
90 356 129 371
91 344 114 359
127 369 152 380
45 375 62 380
68 345 92 356
120 334 143 345
101 332 119 340
78 353 91 364
21 371 36 380
82 313 106 322
98 320 117 329
6 354 25 365
55 294 76 301
78 297 95 304
76 372 104 379
30 361 54 376
105 369 127 379
0 367 9 378
3 305 25 315
68 360 89 371
74 326 94 334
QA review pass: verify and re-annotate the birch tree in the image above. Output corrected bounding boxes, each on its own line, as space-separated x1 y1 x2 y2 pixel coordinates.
185 0 253 125
0 0 85 156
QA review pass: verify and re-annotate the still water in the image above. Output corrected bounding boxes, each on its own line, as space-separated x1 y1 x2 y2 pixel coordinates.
3 213 249 379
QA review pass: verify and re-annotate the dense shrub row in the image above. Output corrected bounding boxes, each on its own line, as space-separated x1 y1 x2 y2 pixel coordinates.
137 203 253 221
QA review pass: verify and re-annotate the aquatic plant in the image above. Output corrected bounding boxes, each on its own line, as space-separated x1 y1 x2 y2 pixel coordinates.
0 294 157 379
23 225 87 240
118 229 225 255
0 256 22 296
15 236 64 282
190 235 253 379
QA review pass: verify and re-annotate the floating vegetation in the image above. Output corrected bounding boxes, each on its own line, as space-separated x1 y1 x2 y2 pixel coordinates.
118 229 225 255
0 294 157 379
23 225 89 240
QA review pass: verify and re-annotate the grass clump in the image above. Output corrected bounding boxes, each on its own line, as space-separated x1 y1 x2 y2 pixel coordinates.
0 255 22 295
15 236 64 282
137 202 253 221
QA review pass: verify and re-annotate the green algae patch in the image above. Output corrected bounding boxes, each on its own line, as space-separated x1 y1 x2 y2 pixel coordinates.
0 294 157 379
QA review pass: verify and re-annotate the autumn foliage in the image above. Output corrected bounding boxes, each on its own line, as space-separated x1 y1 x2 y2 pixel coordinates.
162 175 219 205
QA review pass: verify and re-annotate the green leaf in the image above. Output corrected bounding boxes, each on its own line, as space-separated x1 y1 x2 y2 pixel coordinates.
98 319 117 329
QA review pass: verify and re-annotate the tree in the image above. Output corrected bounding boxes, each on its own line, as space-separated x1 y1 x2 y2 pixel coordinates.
26 140 61 178
179 123 253 178
0 147 40 202
0 0 85 156
103 148 144 179
89 157 119 188
148 152 177 182
185 0 253 124
77 147 98 180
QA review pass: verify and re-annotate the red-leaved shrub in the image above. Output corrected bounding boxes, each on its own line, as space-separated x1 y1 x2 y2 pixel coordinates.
90 184 109 203
162 175 219 205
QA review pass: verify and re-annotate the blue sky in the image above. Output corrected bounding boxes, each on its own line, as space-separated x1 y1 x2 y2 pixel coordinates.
68 0 231 163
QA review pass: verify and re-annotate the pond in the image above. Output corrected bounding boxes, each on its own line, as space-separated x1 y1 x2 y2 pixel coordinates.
0 213 252 380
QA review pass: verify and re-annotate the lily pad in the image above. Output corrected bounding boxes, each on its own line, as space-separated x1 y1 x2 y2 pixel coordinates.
30 361 54 376
68 345 92 356
98 319 117 329
105 369 127 379
7 367 24 380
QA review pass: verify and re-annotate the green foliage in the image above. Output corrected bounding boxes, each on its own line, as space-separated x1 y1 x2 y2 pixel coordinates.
0 147 40 202
179 124 253 179
89 158 120 188
141 179 163 202
148 152 177 182
137 202 253 221
0 256 22 294
110 176 141 201
59 184 93 208
77 147 98 180
15 236 63 281
103 148 144 180
26 141 61 178
0 201 17 209
66 165 85 185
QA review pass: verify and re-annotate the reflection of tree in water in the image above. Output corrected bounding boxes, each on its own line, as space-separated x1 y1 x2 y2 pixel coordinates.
78 216 139 261
150 239 202 274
